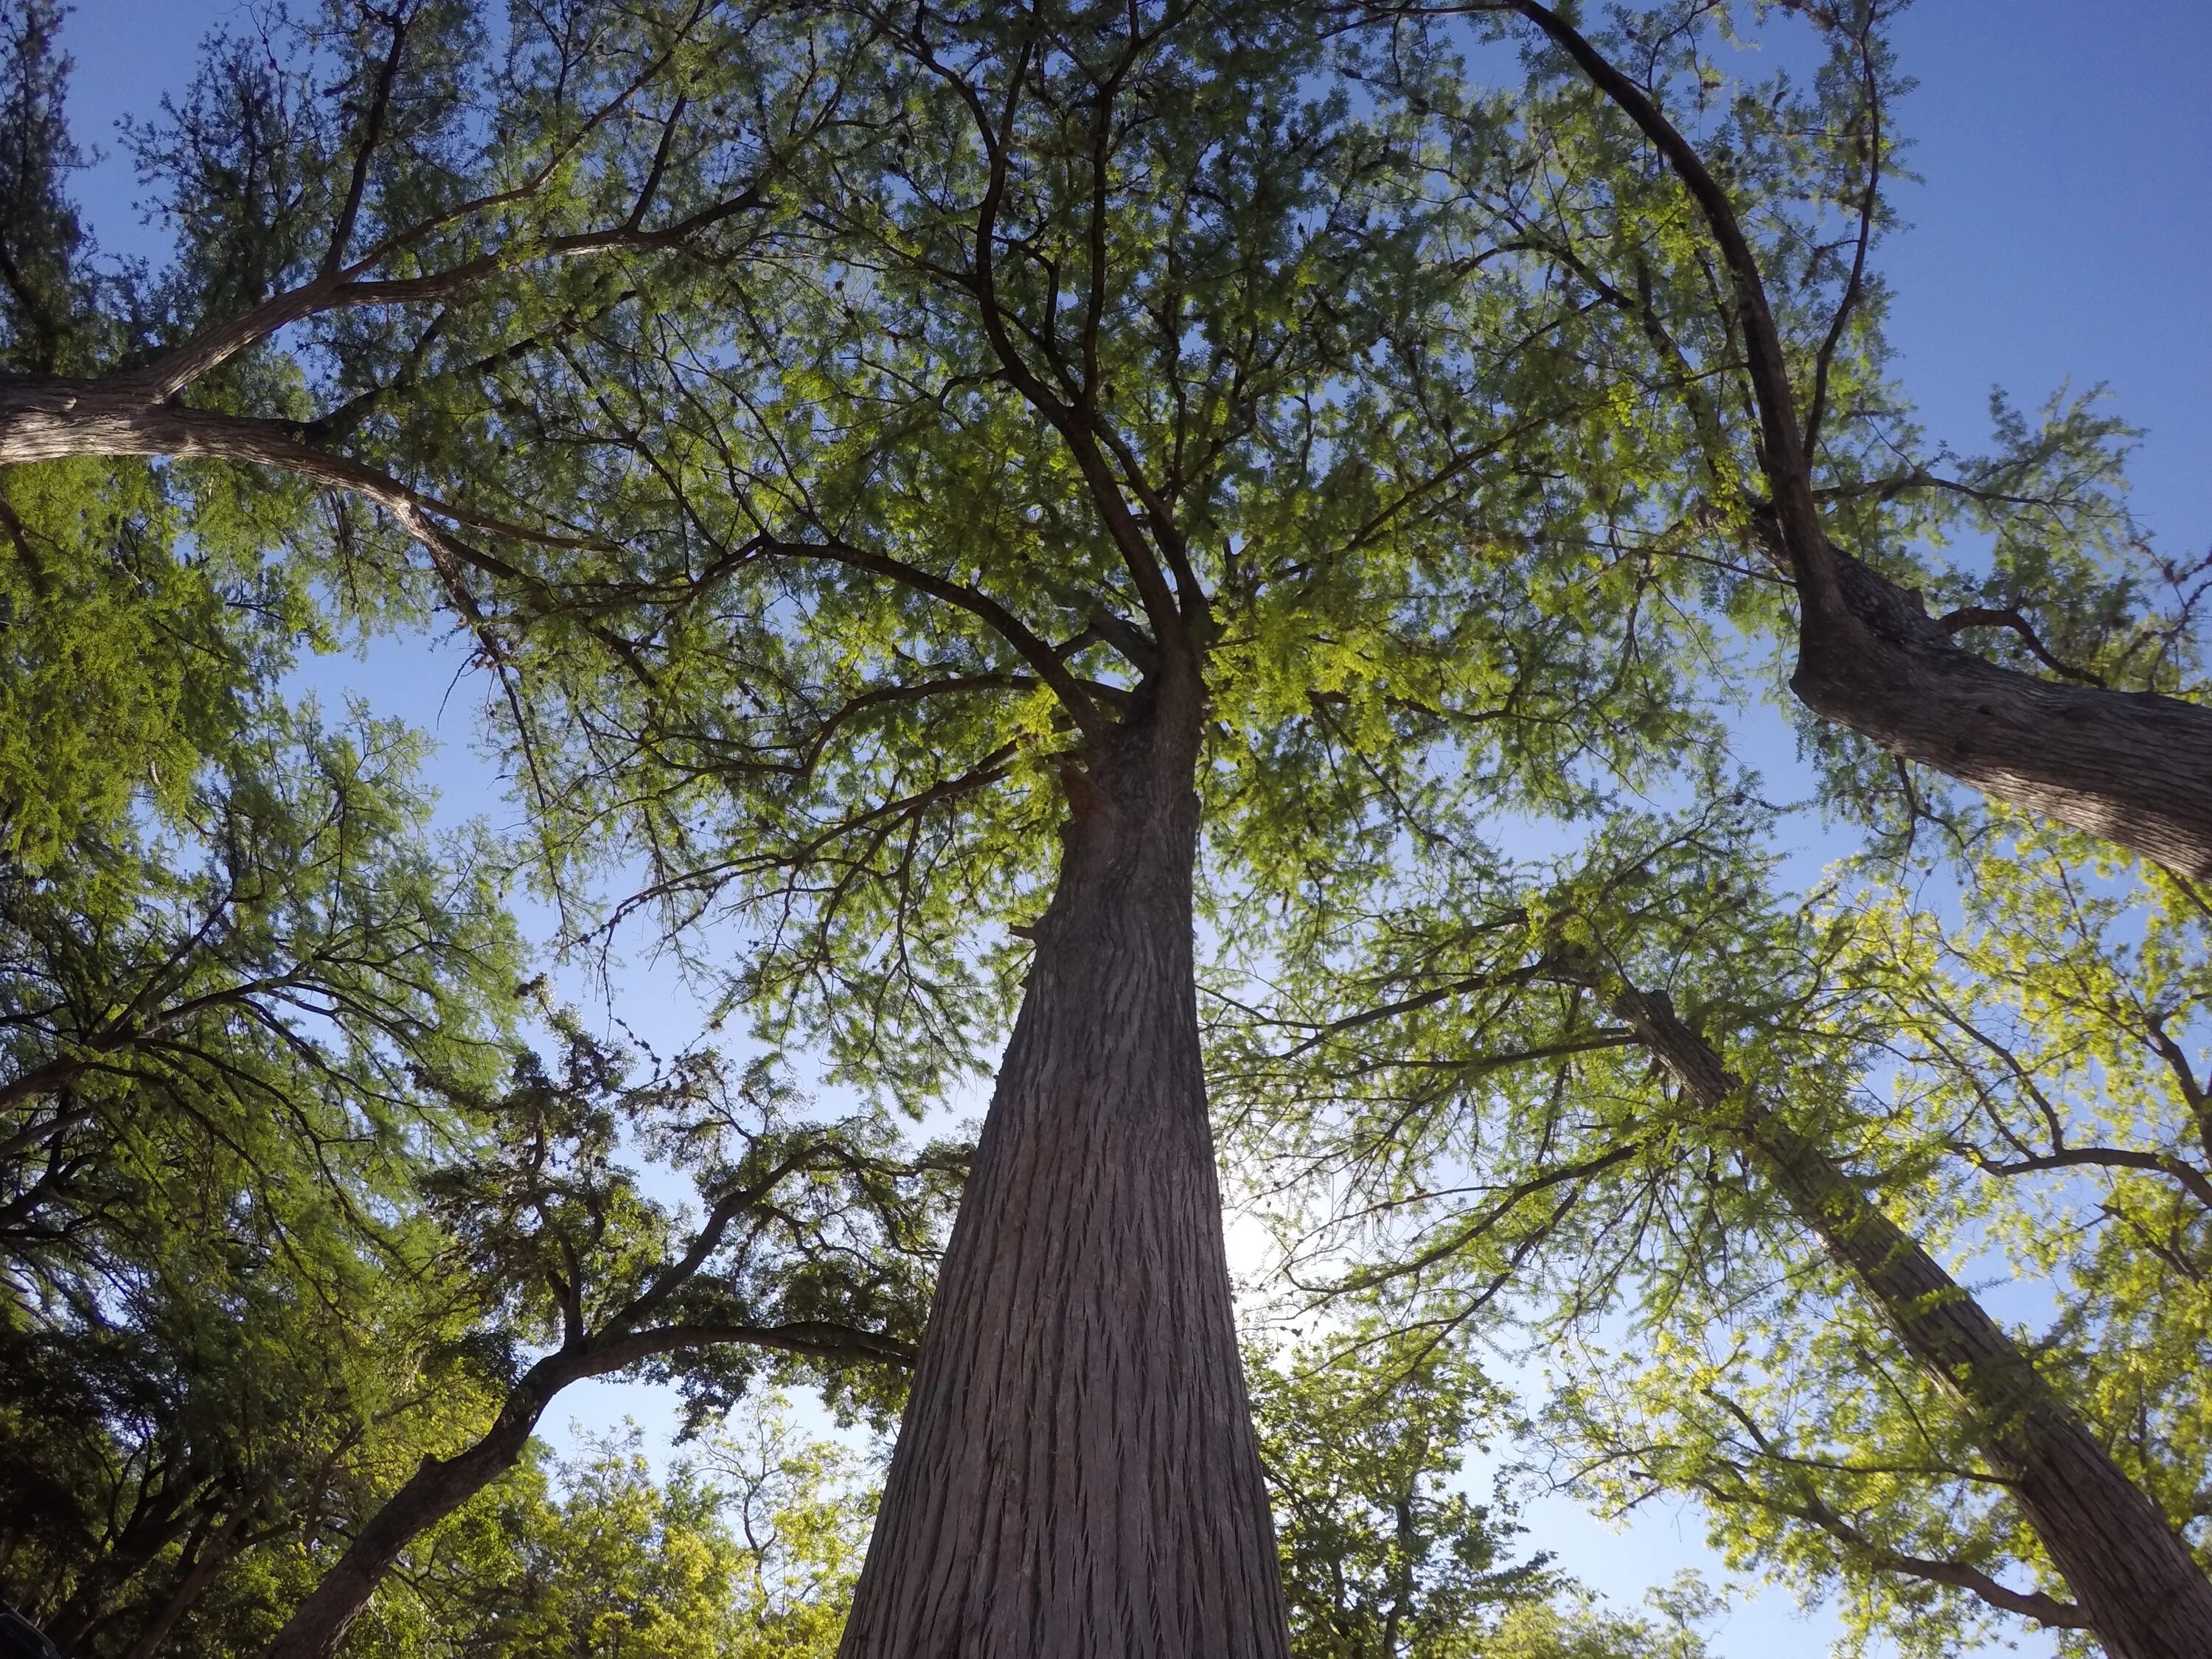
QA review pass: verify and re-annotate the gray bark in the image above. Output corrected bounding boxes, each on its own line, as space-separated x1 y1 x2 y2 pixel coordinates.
1794 552 2212 877
837 689 1290 1659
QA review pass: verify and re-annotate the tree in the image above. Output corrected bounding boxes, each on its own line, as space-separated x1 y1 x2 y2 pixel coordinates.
1213 799 2212 1658
1480 1587 1717 1659
448 1 1723 1644
0 705 519 1272
1245 1324 1547 1658
0 596 944 1659
24 4 2209 1651
0 0 797 556
0 701 528 1659
382 1405 873 1659
1417 0 2212 874
0 1192 504 1659
1595 964 2212 1658
1812 821 2212 1632
258 1024 950 1659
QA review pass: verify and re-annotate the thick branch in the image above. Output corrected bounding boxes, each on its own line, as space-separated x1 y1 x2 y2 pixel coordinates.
1503 0 2212 879
258 1314 904 1659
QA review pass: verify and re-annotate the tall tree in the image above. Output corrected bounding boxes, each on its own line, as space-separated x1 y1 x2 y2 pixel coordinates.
434 1 1709 1646
1592 964 2212 1659
1336 0 2211 873
1214 801 2212 1659
1522 0 2212 876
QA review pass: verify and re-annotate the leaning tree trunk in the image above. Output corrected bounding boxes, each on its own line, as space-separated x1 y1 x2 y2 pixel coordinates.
838 692 1290 1659
260 1317 893 1659
1507 0 2212 881
1614 981 2212 1659
1792 551 2212 878
258 1369 555 1659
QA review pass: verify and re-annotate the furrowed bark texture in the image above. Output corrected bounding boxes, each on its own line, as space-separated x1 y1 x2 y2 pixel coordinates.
838 700 1290 1659
1795 554 2212 878
0 381 450 534
1616 982 2212 1659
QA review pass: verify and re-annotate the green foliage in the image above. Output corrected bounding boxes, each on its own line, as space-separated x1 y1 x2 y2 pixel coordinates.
0 700 521 1656
1480 1585 1718 1659
6 4 2211 1655
369 1405 872 1659
355 0 1721 1112
420 1020 961 1430
1248 1325 1548 1658
0 700 521 1288
0 0 98 372
0 455 320 872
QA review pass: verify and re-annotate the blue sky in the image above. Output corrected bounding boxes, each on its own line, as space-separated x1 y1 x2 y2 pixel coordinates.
44 2 2212 1652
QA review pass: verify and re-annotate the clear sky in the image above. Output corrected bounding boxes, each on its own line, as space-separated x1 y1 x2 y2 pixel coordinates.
45 2 2212 1653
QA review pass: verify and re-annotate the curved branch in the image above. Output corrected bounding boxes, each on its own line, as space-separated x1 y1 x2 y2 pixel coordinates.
1937 607 2105 686
1507 0 1840 616
746 535 1107 737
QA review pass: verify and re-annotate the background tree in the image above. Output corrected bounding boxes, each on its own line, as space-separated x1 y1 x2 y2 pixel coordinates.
1246 1324 1548 1658
0 702 524 1659
1214 794 2212 1658
259 1023 949 1659
1349 0 2212 873
376 1405 873 1659
0 706 518 1270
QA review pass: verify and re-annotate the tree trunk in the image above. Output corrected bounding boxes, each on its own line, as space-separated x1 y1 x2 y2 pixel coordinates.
838 694 1290 1659
1614 981 2212 1659
257 1383 548 1659
1507 0 2212 880
256 1314 901 1659
115 1499 259 1659
1793 551 2212 877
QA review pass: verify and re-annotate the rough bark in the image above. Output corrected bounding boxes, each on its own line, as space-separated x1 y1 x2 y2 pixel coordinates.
1509 0 2212 879
1613 980 2212 1659
1793 552 2212 877
837 689 1290 1659
0 378 527 572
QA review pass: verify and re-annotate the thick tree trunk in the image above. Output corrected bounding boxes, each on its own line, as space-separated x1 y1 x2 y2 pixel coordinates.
1793 552 2212 878
838 695 1290 1659
1615 981 2212 1659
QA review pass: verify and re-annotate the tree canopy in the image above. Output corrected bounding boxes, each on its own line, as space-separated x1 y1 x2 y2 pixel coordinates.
4 1 2211 1656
